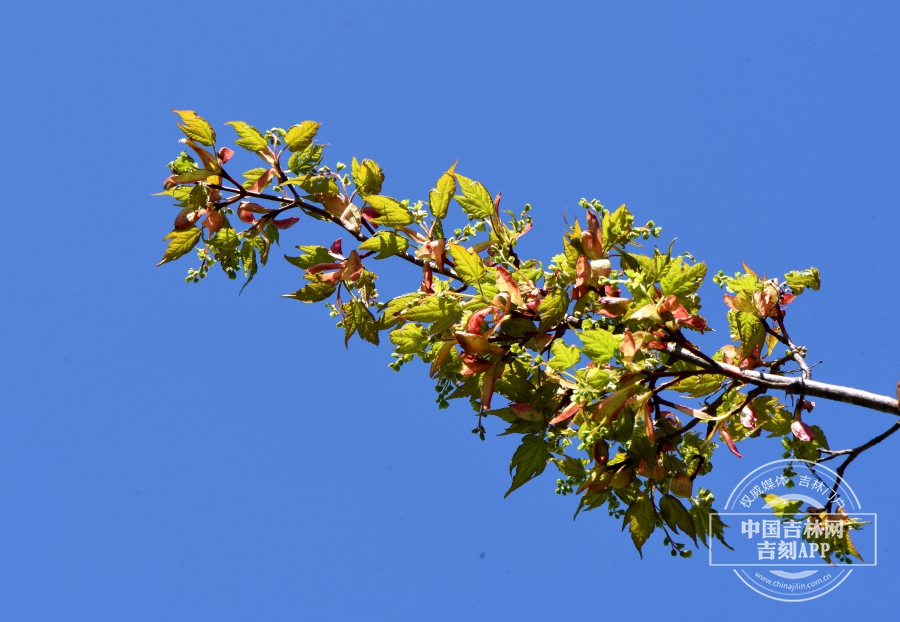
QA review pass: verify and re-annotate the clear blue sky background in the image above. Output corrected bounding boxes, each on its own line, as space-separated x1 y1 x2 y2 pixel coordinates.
2 1 898 619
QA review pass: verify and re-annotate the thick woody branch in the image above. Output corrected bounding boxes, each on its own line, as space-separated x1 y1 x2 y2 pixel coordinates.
664 344 900 416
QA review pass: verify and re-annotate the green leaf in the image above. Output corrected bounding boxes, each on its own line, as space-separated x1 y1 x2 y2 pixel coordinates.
690 488 732 550
601 204 634 248
579 328 623 364
172 110 216 146
364 195 415 226
537 289 569 333
429 163 457 219
660 494 697 545
729 311 765 356
784 268 821 294
284 245 336 270
447 244 486 286
241 168 272 191
454 174 494 219
760 494 804 518
792 424 829 462
342 300 379 347
660 260 707 297
622 496 655 557
751 397 789 437
669 373 725 398
288 144 324 175
282 275 337 303
389 324 428 354
157 227 202 266
167 151 197 175
505 435 549 497
351 158 385 196
225 121 268 152
548 340 581 371
170 169 218 184
280 175 340 196
399 296 462 333
284 121 320 152
358 231 408 259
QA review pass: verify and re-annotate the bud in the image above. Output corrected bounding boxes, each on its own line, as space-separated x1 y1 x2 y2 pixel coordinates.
173 208 194 230
593 439 610 466
590 258 611 280
791 419 814 442
740 404 757 429
510 403 541 421
217 147 235 163
670 472 693 498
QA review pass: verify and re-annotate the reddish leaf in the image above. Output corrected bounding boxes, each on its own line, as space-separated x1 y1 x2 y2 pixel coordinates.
467 307 492 335
462 354 492 374
455 332 501 355
511 403 542 421
495 266 524 307
549 402 581 425
248 169 275 194
272 216 299 230
718 424 743 458
217 147 234 163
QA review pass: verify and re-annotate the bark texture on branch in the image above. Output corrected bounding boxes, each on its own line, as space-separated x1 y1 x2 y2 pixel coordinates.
665 344 900 416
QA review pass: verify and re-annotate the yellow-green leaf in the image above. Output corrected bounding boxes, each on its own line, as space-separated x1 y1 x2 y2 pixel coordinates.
359 231 409 259
225 121 268 152
579 329 623 364
170 169 218 184
622 496 655 557
157 227 202 266
172 109 216 146
365 195 414 226
448 243 486 286
454 174 494 219
428 162 457 219
351 158 385 196
284 121 320 152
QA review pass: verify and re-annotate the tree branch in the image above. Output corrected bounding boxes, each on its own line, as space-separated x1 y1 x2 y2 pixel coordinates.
664 344 900 416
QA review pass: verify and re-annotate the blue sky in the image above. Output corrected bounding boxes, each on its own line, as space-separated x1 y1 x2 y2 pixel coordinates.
2 0 899 619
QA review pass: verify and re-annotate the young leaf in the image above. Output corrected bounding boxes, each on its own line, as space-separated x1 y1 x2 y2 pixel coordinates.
579 329 623 364
225 121 268 152
351 158 385 196
172 109 216 146
537 289 569 333
428 162 457 219
389 324 428 354
447 244 486 286
548 340 581 371
784 268 821 294
282 276 337 303
284 121 320 152
660 494 697 545
285 246 336 270
505 435 549 497
454 174 494 219
358 231 409 259
156 227 202 266
622 496 655 558
365 196 415 226
661 260 707 297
